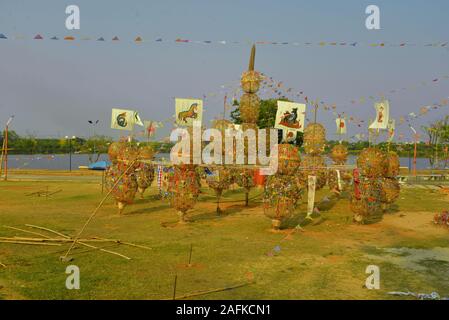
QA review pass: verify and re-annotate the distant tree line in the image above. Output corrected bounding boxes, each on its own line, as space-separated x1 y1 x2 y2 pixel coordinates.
0 131 174 160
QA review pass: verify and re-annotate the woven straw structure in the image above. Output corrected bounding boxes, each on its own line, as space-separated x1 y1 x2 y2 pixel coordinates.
241 70 262 94
380 177 400 204
136 163 155 197
105 165 138 213
298 154 327 190
386 151 400 178
277 144 301 176
235 168 256 191
350 178 383 224
139 145 155 161
108 141 125 163
240 93 260 124
357 147 387 178
330 144 348 165
169 166 200 222
264 174 302 228
303 123 326 155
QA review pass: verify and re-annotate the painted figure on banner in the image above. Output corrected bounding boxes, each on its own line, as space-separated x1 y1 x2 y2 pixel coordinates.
369 100 390 130
275 101 306 132
336 117 347 135
282 129 297 143
176 98 203 126
111 108 135 131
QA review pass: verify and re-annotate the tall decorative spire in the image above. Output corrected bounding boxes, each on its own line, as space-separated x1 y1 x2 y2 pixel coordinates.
240 45 261 124
248 44 256 71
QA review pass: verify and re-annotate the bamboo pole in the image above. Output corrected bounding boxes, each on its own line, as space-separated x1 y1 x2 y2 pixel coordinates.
4 125 7 181
62 159 138 260
24 225 152 250
0 132 5 177
166 282 252 300
3 225 52 239
75 241 131 260
0 240 61 246
0 237 124 243
25 224 70 239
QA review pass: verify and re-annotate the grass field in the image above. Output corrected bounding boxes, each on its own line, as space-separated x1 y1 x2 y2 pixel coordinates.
1 172 449 300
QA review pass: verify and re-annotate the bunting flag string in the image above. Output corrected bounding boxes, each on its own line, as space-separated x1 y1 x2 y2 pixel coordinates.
0 33 448 49
253 75 449 141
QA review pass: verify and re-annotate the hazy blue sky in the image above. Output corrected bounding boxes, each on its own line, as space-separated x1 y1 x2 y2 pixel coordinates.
0 0 448 141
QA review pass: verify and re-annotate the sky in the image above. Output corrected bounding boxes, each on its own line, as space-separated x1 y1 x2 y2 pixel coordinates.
0 0 448 142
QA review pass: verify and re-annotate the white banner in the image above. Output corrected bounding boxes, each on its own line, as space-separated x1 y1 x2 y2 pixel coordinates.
175 98 203 126
307 175 317 218
275 101 306 132
369 100 390 130
111 108 135 131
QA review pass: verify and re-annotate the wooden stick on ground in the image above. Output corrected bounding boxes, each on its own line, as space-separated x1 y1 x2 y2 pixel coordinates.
166 282 252 300
0 262 6 268
24 224 149 255
0 237 121 243
3 225 52 239
75 241 131 260
92 237 152 251
62 159 138 260
25 224 70 239
0 240 61 246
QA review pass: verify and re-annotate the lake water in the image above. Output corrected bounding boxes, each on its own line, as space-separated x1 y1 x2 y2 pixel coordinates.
4 153 434 171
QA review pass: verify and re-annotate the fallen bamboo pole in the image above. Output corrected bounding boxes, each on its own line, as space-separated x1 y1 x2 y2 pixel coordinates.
62 159 138 260
25 224 70 239
24 224 152 252
0 240 61 246
92 237 152 251
165 282 252 300
0 237 123 243
3 225 52 239
75 241 131 260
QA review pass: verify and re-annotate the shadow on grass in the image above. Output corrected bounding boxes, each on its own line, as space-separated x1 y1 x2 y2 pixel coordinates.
189 204 245 222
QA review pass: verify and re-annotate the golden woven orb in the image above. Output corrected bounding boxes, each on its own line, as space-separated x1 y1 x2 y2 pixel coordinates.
241 45 262 94
303 123 326 155
330 144 348 165
357 147 387 178
239 45 261 124
277 144 301 176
